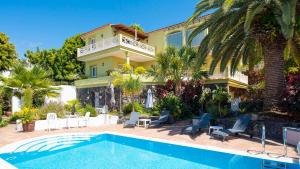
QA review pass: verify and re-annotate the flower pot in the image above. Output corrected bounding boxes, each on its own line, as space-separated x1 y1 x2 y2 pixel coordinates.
22 121 35 132
5 111 12 117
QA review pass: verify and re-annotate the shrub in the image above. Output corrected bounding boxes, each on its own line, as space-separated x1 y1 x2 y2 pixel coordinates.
280 72 300 114
64 99 81 114
39 102 65 120
108 110 119 116
81 104 97 117
14 107 38 124
0 115 8 127
157 94 182 120
240 100 263 113
122 101 144 116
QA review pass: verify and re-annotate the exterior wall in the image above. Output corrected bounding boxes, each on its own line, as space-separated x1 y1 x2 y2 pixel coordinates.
85 57 114 77
77 85 155 112
83 25 114 46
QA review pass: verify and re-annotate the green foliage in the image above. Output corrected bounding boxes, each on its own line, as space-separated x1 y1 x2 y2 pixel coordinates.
148 47 207 95
15 107 38 124
25 34 85 82
23 88 33 108
108 110 119 116
0 32 17 71
39 102 65 120
3 63 59 108
129 24 144 32
112 64 144 112
0 115 8 127
65 99 81 113
80 104 97 117
200 87 231 118
157 94 182 120
122 101 144 116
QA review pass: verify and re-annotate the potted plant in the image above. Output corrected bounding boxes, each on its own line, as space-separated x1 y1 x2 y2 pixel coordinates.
17 107 37 132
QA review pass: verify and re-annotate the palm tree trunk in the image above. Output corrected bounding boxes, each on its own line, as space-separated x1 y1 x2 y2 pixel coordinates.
263 43 286 111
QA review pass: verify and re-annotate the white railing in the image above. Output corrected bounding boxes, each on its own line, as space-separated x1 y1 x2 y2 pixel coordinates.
229 71 248 84
77 34 155 57
209 71 248 84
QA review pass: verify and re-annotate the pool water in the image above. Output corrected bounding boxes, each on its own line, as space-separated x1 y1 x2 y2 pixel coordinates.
0 133 299 169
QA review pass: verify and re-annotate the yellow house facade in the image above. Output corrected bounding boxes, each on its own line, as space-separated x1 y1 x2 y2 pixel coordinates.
75 17 248 108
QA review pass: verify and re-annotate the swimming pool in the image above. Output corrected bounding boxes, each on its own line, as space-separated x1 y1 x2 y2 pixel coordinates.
0 132 299 169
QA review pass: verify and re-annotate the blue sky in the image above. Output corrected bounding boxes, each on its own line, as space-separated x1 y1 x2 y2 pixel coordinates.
0 0 199 58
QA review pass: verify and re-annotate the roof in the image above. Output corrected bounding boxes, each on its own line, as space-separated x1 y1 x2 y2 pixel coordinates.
147 15 210 33
81 23 148 39
81 23 111 38
112 24 148 39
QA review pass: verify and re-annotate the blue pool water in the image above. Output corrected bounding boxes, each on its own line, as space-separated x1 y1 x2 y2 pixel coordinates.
0 133 299 169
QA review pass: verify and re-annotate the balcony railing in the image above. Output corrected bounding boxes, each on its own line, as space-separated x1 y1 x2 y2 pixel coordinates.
77 34 155 57
209 71 248 84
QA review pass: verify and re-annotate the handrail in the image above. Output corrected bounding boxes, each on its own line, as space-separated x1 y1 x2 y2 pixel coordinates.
77 34 155 57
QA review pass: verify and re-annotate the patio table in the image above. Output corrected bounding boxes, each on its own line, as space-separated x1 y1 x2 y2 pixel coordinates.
138 119 151 128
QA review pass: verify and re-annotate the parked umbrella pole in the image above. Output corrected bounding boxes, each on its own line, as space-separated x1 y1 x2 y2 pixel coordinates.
283 127 287 157
262 124 266 153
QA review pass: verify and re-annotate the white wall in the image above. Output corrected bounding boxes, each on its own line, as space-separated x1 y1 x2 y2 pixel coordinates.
45 85 77 104
12 96 21 113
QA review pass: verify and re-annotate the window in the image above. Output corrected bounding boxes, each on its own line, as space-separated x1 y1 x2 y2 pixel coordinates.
166 31 183 48
90 38 96 49
186 28 207 47
90 66 97 78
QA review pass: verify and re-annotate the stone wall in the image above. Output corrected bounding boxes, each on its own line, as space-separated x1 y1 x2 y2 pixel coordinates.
76 85 156 112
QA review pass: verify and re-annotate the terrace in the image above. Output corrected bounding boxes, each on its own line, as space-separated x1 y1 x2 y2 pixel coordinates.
0 124 298 160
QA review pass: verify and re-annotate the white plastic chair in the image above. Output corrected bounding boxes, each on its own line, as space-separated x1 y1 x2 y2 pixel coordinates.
78 112 90 127
47 113 58 131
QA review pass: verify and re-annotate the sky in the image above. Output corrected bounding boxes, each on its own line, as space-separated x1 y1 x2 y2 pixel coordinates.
0 0 199 58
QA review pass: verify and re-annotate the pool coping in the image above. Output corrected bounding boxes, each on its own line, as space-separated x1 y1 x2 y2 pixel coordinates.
0 131 299 168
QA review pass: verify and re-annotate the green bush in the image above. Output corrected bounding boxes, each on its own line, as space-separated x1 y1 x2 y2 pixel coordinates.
122 101 145 116
157 94 182 120
39 102 65 119
0 116 8 127
80 104 97 117
108 110 119 116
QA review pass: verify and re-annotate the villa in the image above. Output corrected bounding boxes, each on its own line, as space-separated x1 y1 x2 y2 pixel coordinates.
75 16 248 109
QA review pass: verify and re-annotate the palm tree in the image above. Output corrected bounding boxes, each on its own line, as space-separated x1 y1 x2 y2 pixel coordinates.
2 63 58 108
148 46 207 95
130 24 144 32
112 64 144 112
189 0 300 111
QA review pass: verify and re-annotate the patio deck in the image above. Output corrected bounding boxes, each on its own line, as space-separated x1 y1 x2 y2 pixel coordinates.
0 124 298 161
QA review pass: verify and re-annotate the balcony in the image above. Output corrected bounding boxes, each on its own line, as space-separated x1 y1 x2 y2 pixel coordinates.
77 34 155 61
209 71 248 85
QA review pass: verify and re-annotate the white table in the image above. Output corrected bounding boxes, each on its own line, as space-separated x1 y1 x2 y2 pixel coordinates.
138 119 151 128
209 126 223 135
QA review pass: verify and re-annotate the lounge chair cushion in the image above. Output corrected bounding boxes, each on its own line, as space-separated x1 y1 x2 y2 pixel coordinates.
228 129 244 134
211 130 229 141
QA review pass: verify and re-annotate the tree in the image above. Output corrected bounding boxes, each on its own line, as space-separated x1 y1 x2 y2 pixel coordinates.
25 34 85 83
112 64 144 112
2 63 59 108
189 0 300 111
148 46 207 95
130 24 144 32
0 32 17 71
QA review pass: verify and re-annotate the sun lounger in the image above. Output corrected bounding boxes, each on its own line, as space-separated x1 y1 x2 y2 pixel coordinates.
149 110 170 127
123 112 140 128
181 113 211 136
211 114 251 141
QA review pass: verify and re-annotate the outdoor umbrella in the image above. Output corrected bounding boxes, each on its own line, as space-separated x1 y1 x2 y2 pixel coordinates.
110 83 116 106
145 88 153 108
